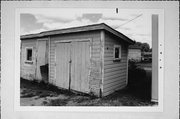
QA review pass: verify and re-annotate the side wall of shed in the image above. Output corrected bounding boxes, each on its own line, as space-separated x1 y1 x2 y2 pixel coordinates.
49 31 102 96
20 39 37 80
103 32 129 96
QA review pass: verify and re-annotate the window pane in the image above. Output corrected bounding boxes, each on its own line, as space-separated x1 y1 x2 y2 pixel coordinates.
27 49 32 61
115 47 119 58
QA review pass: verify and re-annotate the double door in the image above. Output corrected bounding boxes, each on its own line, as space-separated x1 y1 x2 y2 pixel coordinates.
55 41 90 93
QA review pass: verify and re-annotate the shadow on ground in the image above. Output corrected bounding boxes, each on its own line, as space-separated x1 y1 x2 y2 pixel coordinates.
20 78 157 106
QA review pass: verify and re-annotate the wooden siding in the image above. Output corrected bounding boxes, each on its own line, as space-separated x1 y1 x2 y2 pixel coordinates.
36 40 49 81
20 39 37 80
70 41 90 93
55 42 70 89
103 32 128 96
20 37 49 81
49 31 102 96
21 30 129 97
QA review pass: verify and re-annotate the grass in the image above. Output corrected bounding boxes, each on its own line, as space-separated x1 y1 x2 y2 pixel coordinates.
20 77 157 106
21 78 75 97
128 61 152 100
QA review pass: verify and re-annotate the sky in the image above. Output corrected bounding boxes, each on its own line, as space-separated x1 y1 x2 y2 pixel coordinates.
20 9 152 47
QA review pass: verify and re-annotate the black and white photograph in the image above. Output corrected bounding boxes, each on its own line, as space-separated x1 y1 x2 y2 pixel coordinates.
20 8 159 106
1 1 179 119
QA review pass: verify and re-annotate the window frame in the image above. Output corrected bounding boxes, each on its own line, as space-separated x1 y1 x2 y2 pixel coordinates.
25 47 33 63
113 45 121 61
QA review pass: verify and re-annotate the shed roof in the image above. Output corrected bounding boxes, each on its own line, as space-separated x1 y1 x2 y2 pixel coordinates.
21 23 134 44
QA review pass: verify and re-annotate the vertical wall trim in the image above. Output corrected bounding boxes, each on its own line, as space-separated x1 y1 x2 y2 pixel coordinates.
100 30 105 96
126 45 129 86
54 41 57 85
35 40 38 80
89 39 92 93
48 36 51 84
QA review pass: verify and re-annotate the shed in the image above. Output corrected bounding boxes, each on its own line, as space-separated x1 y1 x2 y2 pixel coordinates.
128 45 142 62
20 23 134 97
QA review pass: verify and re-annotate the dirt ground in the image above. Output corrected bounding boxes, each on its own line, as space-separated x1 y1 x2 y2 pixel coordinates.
20 79 157 106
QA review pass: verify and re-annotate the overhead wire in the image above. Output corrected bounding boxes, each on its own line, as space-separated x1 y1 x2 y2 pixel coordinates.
119 14 143 27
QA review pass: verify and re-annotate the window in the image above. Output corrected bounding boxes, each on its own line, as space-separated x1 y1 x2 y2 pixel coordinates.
114 45 121 60
26 48 33 62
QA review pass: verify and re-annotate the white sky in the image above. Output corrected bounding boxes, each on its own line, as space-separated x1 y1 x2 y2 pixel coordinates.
20 9 152 47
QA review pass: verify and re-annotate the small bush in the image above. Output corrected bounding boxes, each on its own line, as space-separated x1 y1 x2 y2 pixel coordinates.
128 60 152 100
128 60 146 87
128 59 138 70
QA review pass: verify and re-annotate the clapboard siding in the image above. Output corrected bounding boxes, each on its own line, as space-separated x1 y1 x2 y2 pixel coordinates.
104 81 126 93
104 78 126 89
104 59 127 65
103 32 128 96
104 56 127 61
104 66 127 73
103 82 126 96
49 31 102 94
104 52 127 57
104 63 127 69
104 47 127 52
104 70 127 78
104 74 126 83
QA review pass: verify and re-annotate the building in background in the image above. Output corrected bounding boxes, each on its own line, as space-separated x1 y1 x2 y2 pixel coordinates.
128 45 141 62
141 52 152 62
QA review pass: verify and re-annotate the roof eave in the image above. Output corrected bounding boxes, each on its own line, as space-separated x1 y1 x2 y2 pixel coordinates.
101 23 134 45
21 23 134 44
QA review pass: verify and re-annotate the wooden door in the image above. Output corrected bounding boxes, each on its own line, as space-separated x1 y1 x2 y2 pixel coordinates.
55 42 71 89
71 41 90 93
36 40 47 81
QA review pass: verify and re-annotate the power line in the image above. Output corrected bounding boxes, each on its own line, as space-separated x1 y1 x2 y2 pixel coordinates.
119 14 143 27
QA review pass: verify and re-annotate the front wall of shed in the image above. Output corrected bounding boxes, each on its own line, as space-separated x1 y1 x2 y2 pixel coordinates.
49 31 102 96
20 39 37 80
103 33 128 96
